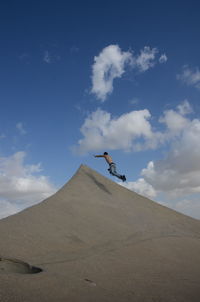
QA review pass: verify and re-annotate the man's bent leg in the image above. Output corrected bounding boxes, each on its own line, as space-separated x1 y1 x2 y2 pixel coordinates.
110 164 123 180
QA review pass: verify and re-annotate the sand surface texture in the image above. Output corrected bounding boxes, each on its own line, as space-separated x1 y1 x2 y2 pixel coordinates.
0 165 200 301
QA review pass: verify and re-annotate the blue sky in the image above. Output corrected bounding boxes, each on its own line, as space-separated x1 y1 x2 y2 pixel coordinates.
1 0 200 219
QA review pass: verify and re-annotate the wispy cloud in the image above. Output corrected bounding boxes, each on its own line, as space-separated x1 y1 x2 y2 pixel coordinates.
16 122 27 135
129 97 139 105
19 53 31 64
43 50 51 63
70 46 79 53
134 46 158 72
43 50 61 64
159 53 168 64
177 65 200 89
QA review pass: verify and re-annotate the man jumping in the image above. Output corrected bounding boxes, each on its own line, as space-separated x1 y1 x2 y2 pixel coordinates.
94 152 126 182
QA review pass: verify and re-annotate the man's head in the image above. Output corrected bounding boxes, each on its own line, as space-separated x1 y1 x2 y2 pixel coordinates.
104 152 108 155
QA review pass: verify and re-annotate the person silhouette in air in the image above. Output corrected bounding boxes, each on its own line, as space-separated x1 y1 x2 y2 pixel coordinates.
94 152 126 182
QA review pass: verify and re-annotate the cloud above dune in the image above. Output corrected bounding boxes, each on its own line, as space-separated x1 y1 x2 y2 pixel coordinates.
75 101 192 155
141 117 200 197
121 101 200 218
0 152 56 219
75 108 161 154
121 178 156 199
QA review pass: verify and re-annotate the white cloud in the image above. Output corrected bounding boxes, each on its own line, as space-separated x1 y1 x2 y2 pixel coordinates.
173 198 200 220
16 122 27 135
159 54 168 64
177 65 200 89
158 100 192 140
142 118 200 196
91 45 167 101
91 45 132 101
0 152 56 219
0 199 19 219
75 108 159 154
159 108 189 133
127 103 200 218
139 102 200 196
75 100 193 155
121 178 156 199
134 46 158 72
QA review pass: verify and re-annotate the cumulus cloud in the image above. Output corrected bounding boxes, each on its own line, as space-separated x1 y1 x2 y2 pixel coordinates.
177 65 200 89
142 117 200 196
89 100 200 219
75 100 193 155
158 100 192 143
91 45 132 101
124 101 200 218
91 45 167 101
135 101 198 196
75 108 161 154
159 109 189 133
0 152 56 219
173 198 200 220
121 178 156 199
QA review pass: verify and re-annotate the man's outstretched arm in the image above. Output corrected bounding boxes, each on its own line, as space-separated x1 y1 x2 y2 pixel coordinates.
94 155 104 158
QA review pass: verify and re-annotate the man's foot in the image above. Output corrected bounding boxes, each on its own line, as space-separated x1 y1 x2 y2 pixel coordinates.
121 175 126 182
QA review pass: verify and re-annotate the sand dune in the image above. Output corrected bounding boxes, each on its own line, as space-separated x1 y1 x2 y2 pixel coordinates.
0 164 200 301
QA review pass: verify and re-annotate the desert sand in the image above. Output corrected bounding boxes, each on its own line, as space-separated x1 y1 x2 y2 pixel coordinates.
0 164 200 301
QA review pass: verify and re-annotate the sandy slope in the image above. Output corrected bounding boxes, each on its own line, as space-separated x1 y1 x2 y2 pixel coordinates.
0 164 200 302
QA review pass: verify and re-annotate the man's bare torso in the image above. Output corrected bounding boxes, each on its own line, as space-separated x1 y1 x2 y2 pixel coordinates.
104 154 113 164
